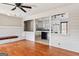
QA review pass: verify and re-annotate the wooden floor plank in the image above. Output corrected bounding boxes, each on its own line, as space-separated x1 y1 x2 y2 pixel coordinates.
0 39 79 56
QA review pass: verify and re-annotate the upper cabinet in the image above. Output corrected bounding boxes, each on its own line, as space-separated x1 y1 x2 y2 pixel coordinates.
51 13 69 35
51 16 60 34
35 17 50 31
24 13 69 35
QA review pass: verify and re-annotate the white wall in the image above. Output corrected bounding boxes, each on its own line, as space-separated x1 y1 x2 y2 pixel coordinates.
0 26 23 38
50 4 79 52
0 14 23 38
24 4 79 52
0 14 22 26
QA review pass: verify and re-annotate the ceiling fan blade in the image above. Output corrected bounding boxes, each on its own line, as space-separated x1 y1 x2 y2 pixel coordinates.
19 7 26 12
21 6 32 9
11 7 16 10
2 3 15 6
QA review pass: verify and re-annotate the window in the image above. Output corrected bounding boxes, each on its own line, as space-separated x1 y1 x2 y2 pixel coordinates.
60 21 68 35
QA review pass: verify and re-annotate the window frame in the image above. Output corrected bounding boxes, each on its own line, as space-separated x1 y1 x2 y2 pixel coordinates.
60 21 68 35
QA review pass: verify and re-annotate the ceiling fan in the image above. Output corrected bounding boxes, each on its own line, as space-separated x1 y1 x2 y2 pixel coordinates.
2 3 32 12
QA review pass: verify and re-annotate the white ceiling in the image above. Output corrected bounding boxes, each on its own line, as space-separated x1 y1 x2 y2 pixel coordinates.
0 3 71 18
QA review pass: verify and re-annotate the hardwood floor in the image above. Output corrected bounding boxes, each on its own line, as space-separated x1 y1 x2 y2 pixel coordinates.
0 39 79 56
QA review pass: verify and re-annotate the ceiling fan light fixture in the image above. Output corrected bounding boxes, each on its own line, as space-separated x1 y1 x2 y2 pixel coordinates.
2 3 32 13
